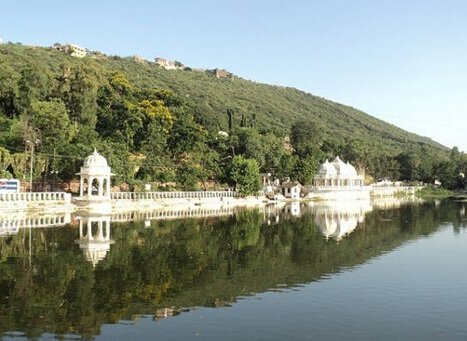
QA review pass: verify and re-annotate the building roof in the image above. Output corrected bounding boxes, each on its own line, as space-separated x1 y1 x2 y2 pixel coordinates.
76 149 114 176
316 159 337 178
314 156 362 180
84 149 108 168
281 182 302 188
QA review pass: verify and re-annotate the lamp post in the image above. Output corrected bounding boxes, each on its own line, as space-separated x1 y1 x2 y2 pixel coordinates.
50 170 58 192
26 139 40 192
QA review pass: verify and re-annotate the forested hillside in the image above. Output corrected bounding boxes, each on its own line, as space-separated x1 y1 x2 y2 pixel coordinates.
0 43 465 190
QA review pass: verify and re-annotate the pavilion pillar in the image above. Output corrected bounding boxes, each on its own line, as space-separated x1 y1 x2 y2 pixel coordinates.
88 177 93 196
98 178 104 196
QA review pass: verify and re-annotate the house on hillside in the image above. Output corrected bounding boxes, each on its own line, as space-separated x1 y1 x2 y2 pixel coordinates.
206 68 234 79
155 58 183 70
54 43 87 58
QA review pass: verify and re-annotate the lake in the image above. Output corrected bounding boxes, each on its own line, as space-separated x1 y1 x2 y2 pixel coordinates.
1 198 467 340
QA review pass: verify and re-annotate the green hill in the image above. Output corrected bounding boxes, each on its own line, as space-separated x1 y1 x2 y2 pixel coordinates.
0 42 461 189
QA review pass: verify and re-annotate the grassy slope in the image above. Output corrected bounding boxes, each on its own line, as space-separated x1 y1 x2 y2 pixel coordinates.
0 43 447 156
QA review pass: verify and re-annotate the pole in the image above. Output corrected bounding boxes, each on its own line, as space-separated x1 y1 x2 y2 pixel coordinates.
29 143 34 192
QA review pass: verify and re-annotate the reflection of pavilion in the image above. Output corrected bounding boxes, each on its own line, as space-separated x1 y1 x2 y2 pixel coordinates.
310 201 372 240
75 214 114 267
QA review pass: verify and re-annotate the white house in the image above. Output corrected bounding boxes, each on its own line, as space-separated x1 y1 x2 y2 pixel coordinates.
281 182 302 199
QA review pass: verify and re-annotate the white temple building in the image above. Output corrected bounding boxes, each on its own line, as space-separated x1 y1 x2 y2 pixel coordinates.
75 149 114 213
307 157 370 200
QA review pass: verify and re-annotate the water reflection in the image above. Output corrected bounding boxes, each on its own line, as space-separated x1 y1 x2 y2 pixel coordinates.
1 199 467 340
310 201 372 240
0 211 72 237
75 214 114 267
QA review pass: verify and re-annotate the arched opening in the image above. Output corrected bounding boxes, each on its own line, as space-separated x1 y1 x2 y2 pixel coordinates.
91 178 99 196
91 221 99 239
82 178 88 196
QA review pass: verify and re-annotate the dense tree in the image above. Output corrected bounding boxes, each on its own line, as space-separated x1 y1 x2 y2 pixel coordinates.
0 43 461 190
30 99 74 152
227 156 261 195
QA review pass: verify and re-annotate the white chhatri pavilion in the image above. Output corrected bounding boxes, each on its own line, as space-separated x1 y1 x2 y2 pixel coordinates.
312 156 364 188
76 149 114 200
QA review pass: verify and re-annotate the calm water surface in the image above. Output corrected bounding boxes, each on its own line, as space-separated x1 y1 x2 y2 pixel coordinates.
1 199 467 340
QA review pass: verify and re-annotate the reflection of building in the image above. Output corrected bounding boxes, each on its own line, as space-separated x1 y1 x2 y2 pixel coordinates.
310 201 372 240
308 157 369 200
75 215 114 267
286 201 301 217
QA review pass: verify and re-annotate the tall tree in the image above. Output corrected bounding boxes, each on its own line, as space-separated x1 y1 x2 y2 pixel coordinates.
30 99 74 152
228 155 261 195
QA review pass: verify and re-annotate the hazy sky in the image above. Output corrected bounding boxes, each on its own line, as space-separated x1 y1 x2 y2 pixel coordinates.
1 0 466 151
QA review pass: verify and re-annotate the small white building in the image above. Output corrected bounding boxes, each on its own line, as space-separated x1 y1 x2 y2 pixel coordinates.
69 44 87 58
155 58 180 70
281 182 302 199
75 149 114 213
54 43 87 58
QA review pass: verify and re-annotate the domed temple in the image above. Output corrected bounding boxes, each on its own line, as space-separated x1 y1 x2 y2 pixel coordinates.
76 149 113 199
308 157 369 200
313 156 364 188
75 149 114 213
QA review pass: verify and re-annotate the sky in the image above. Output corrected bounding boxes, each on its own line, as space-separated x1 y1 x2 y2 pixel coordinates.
1 0 466 151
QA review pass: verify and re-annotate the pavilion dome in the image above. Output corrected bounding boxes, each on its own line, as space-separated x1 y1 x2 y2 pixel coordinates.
331 156 359 178
316 159 337 178
83 149 108 168
331 156 347 176
345 161 358 178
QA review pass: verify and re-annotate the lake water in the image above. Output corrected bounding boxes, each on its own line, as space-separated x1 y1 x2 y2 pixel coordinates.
1 198 467 340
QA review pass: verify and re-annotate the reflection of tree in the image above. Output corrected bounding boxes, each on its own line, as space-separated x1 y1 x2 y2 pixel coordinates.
230 211 261 251
0 201 466 338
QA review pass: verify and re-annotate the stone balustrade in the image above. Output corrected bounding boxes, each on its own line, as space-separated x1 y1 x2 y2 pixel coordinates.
0 192 72 203
0 214 70 230
370 186 419 197
111 206 238 222
110 191 239 201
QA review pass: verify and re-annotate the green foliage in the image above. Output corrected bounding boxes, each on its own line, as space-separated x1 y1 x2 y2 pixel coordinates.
416 187 456 199
30 99 74 151
228 156 261 195
0 43 463 189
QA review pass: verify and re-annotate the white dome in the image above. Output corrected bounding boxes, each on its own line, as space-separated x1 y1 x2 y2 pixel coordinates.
345 161 358 177
83 149 108 168
316 159 337 178
331 157 359 178
331 156 346 175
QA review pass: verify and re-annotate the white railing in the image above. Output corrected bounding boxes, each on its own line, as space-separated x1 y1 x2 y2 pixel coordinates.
110 191 240 201
370 186 419 196
0 214 71 231
0 192 71 202
111 206 238 222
